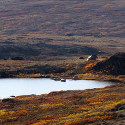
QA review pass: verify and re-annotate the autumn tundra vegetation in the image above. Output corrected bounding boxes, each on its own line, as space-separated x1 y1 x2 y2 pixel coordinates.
0 0 125 124
0 82 125 125
0 53 125 125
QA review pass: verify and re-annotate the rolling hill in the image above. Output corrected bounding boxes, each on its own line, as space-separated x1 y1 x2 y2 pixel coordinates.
0 0 125 37
0 0 125 60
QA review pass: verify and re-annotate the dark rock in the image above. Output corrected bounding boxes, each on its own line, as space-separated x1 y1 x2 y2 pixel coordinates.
0 71 10 78
115 103 125 111
118 113 125 118
10 96 15 98
73 76 79 80
11 56 24 60
52 78 61 81
4 58 7 60
2 98 15 103
61 79 66 82
111 103 125 111
79 57 84 59
65 33 74 36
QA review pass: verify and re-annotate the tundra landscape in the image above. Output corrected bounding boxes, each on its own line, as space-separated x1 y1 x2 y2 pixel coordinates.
0 0 125 124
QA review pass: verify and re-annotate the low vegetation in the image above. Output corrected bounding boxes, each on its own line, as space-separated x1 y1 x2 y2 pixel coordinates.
0 53 124 124
0 53 125 83
0 0 125 124
0 0 125 37
0 83 125 125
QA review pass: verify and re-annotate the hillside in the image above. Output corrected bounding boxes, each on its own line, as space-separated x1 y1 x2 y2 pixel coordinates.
0 0 125 124
92 52 125 75
0 0 125 60
0 53 124 83
0 83 125 125
0 0 125 37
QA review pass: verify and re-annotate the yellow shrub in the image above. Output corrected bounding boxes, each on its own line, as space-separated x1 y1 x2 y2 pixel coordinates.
65 115 113 125
16 110 28 116
0 109 6 116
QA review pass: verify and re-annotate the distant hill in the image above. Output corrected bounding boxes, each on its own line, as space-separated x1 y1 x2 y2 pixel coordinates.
0 0 125 37
0 0 125 60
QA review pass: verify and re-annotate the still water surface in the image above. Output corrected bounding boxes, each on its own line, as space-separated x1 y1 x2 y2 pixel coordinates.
0 78 114 98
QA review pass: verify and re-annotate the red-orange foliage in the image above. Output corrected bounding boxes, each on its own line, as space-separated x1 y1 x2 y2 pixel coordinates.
84 62 98 71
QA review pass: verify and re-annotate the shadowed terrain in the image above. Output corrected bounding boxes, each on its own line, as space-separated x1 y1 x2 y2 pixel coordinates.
0 0 125 60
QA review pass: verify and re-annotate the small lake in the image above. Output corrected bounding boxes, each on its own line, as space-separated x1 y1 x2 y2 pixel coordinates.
0 78 114 99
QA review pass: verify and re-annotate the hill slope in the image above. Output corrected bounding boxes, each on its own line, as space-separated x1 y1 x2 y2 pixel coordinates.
0 0 125 37
92 52 125 75
0 0 125 60
0 83 125 125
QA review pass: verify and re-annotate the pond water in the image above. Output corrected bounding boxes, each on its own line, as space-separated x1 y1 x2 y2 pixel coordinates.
0 78 114 99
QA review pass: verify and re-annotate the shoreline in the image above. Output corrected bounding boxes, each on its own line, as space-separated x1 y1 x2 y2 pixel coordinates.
0 59 125 124
0 71 124 84
12 73 125 83
0 82 125 125
0 78 115 99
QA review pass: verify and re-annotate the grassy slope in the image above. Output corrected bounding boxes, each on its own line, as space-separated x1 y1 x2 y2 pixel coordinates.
0 0 125 124
0 83 125 125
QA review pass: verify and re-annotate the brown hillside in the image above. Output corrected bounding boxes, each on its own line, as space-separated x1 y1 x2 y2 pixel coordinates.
0 83 125 125
0 0 125 60
92 52 125 75
0 0 125 37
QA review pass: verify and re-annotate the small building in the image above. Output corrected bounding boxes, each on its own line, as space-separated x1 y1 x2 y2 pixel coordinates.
87 55 97 61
